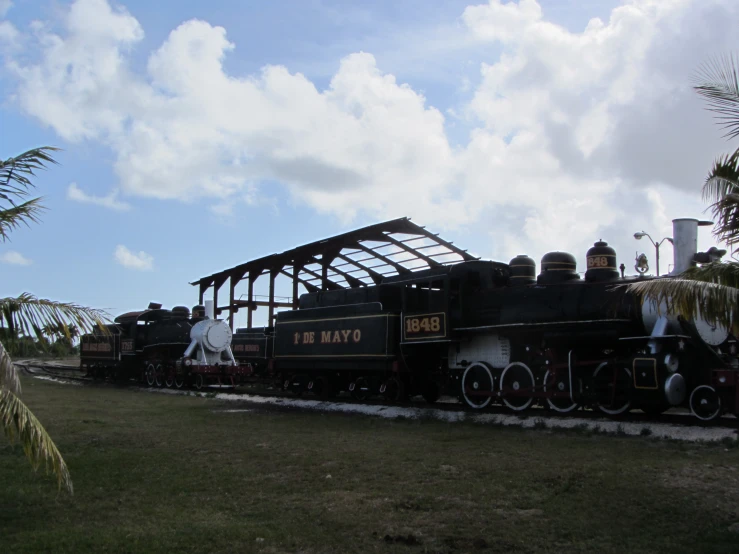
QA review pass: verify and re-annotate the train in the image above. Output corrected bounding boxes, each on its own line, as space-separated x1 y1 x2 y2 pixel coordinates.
80 303 249 389
80 218 739 421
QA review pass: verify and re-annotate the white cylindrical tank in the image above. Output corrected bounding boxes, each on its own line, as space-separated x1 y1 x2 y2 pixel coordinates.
671 218 698 275
190 319 232 353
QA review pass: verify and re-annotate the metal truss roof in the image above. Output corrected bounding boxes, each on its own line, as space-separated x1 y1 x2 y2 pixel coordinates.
191 217 477 294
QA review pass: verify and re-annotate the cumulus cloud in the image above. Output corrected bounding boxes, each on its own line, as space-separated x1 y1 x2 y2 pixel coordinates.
0 1 12 17
462 0 734 190
6 1 456 223
67 182 131 211
0 21 17 46
114 245 153 271
4 0 738 266
0 0 17 46
0 250 32 266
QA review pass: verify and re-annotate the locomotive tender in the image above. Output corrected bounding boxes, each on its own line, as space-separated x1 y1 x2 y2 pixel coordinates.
82 217 738 421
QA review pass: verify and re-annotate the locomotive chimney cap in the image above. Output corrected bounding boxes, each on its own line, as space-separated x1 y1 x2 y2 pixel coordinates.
672 218 713 226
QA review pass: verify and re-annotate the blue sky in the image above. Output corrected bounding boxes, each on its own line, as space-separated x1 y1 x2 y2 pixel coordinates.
1 0 738 328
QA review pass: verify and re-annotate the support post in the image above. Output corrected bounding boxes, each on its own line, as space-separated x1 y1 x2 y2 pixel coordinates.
321 261 328 291
292 264 300 309
268 269 277 324
321 250 339 291
228 274 236 331
247 273 255 328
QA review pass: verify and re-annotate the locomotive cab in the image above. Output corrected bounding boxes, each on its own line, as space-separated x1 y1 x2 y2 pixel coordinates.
383 260 510 344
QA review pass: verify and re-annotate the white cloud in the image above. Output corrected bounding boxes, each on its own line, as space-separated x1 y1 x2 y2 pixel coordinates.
0 21 18 46
67 182 131 211
114 245 153 271
0 0 18 47
5 0 458 223
0 1 12 18
4 0 738 267
0 250 32 266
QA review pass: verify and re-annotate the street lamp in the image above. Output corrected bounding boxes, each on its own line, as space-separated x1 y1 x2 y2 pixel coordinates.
634 231 673 276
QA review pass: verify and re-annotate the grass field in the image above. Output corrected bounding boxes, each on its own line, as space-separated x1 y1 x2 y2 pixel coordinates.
2 379 739 554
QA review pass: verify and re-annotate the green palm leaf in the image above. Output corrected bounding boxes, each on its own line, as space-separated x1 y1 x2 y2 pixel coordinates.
0 197 46 242
694 53 739 140
702 152 739 247
627 262 739 331
0 293 110 341
1 145 92 494
1 147 59 242
0 147 60 200
0 340 20 395
0 386 73 493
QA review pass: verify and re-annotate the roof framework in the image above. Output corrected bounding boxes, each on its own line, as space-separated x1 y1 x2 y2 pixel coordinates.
190 217 477 329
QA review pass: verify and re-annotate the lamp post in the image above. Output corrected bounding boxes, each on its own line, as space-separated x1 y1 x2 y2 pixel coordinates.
634 231 673 276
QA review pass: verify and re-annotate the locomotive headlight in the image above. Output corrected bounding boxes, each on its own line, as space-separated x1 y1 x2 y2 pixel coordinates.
664 353 679 373
184 358 192 367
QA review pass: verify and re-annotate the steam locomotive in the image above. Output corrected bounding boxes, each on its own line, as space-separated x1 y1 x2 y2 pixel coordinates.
80 303 247 389
81 218 738 421
229 218 738 421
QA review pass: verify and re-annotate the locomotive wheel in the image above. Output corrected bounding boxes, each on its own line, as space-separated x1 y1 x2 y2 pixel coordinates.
308 376 334 400
421 381 441 404
461 363 494 409
689 385 722 421
154 364 165 387
500 362 535 412
381 377 405 402
193 373 204 390
350 377 371 401
174 373 185 389
290 375 308 396
145 364 157 387
543 370 579 413
593 363 631 416
165 368 175 388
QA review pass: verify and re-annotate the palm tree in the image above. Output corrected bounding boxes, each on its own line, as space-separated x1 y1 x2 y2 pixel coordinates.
1 147 109 493
628 55 739 332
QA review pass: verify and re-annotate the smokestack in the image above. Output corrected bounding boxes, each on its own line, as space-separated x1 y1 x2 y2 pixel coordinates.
204 299 215 319
671 218 714 275
671 218 698 275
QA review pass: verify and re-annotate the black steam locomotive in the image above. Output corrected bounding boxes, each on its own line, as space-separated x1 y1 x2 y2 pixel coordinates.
80 303 247 388
230 239 738 421
82 221 738 422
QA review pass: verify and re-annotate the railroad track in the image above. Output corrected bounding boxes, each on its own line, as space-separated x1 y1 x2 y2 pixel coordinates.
17 360 739 434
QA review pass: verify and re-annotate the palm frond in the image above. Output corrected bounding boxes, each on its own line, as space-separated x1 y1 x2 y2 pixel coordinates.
627 276 739 331
693 53 739 140
0 388 73 493
0 197 46 242
681 261 739 287
702 151 739 247
0 147 60 203
703 151 739 203
0 340 20 395
0 293 110 340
